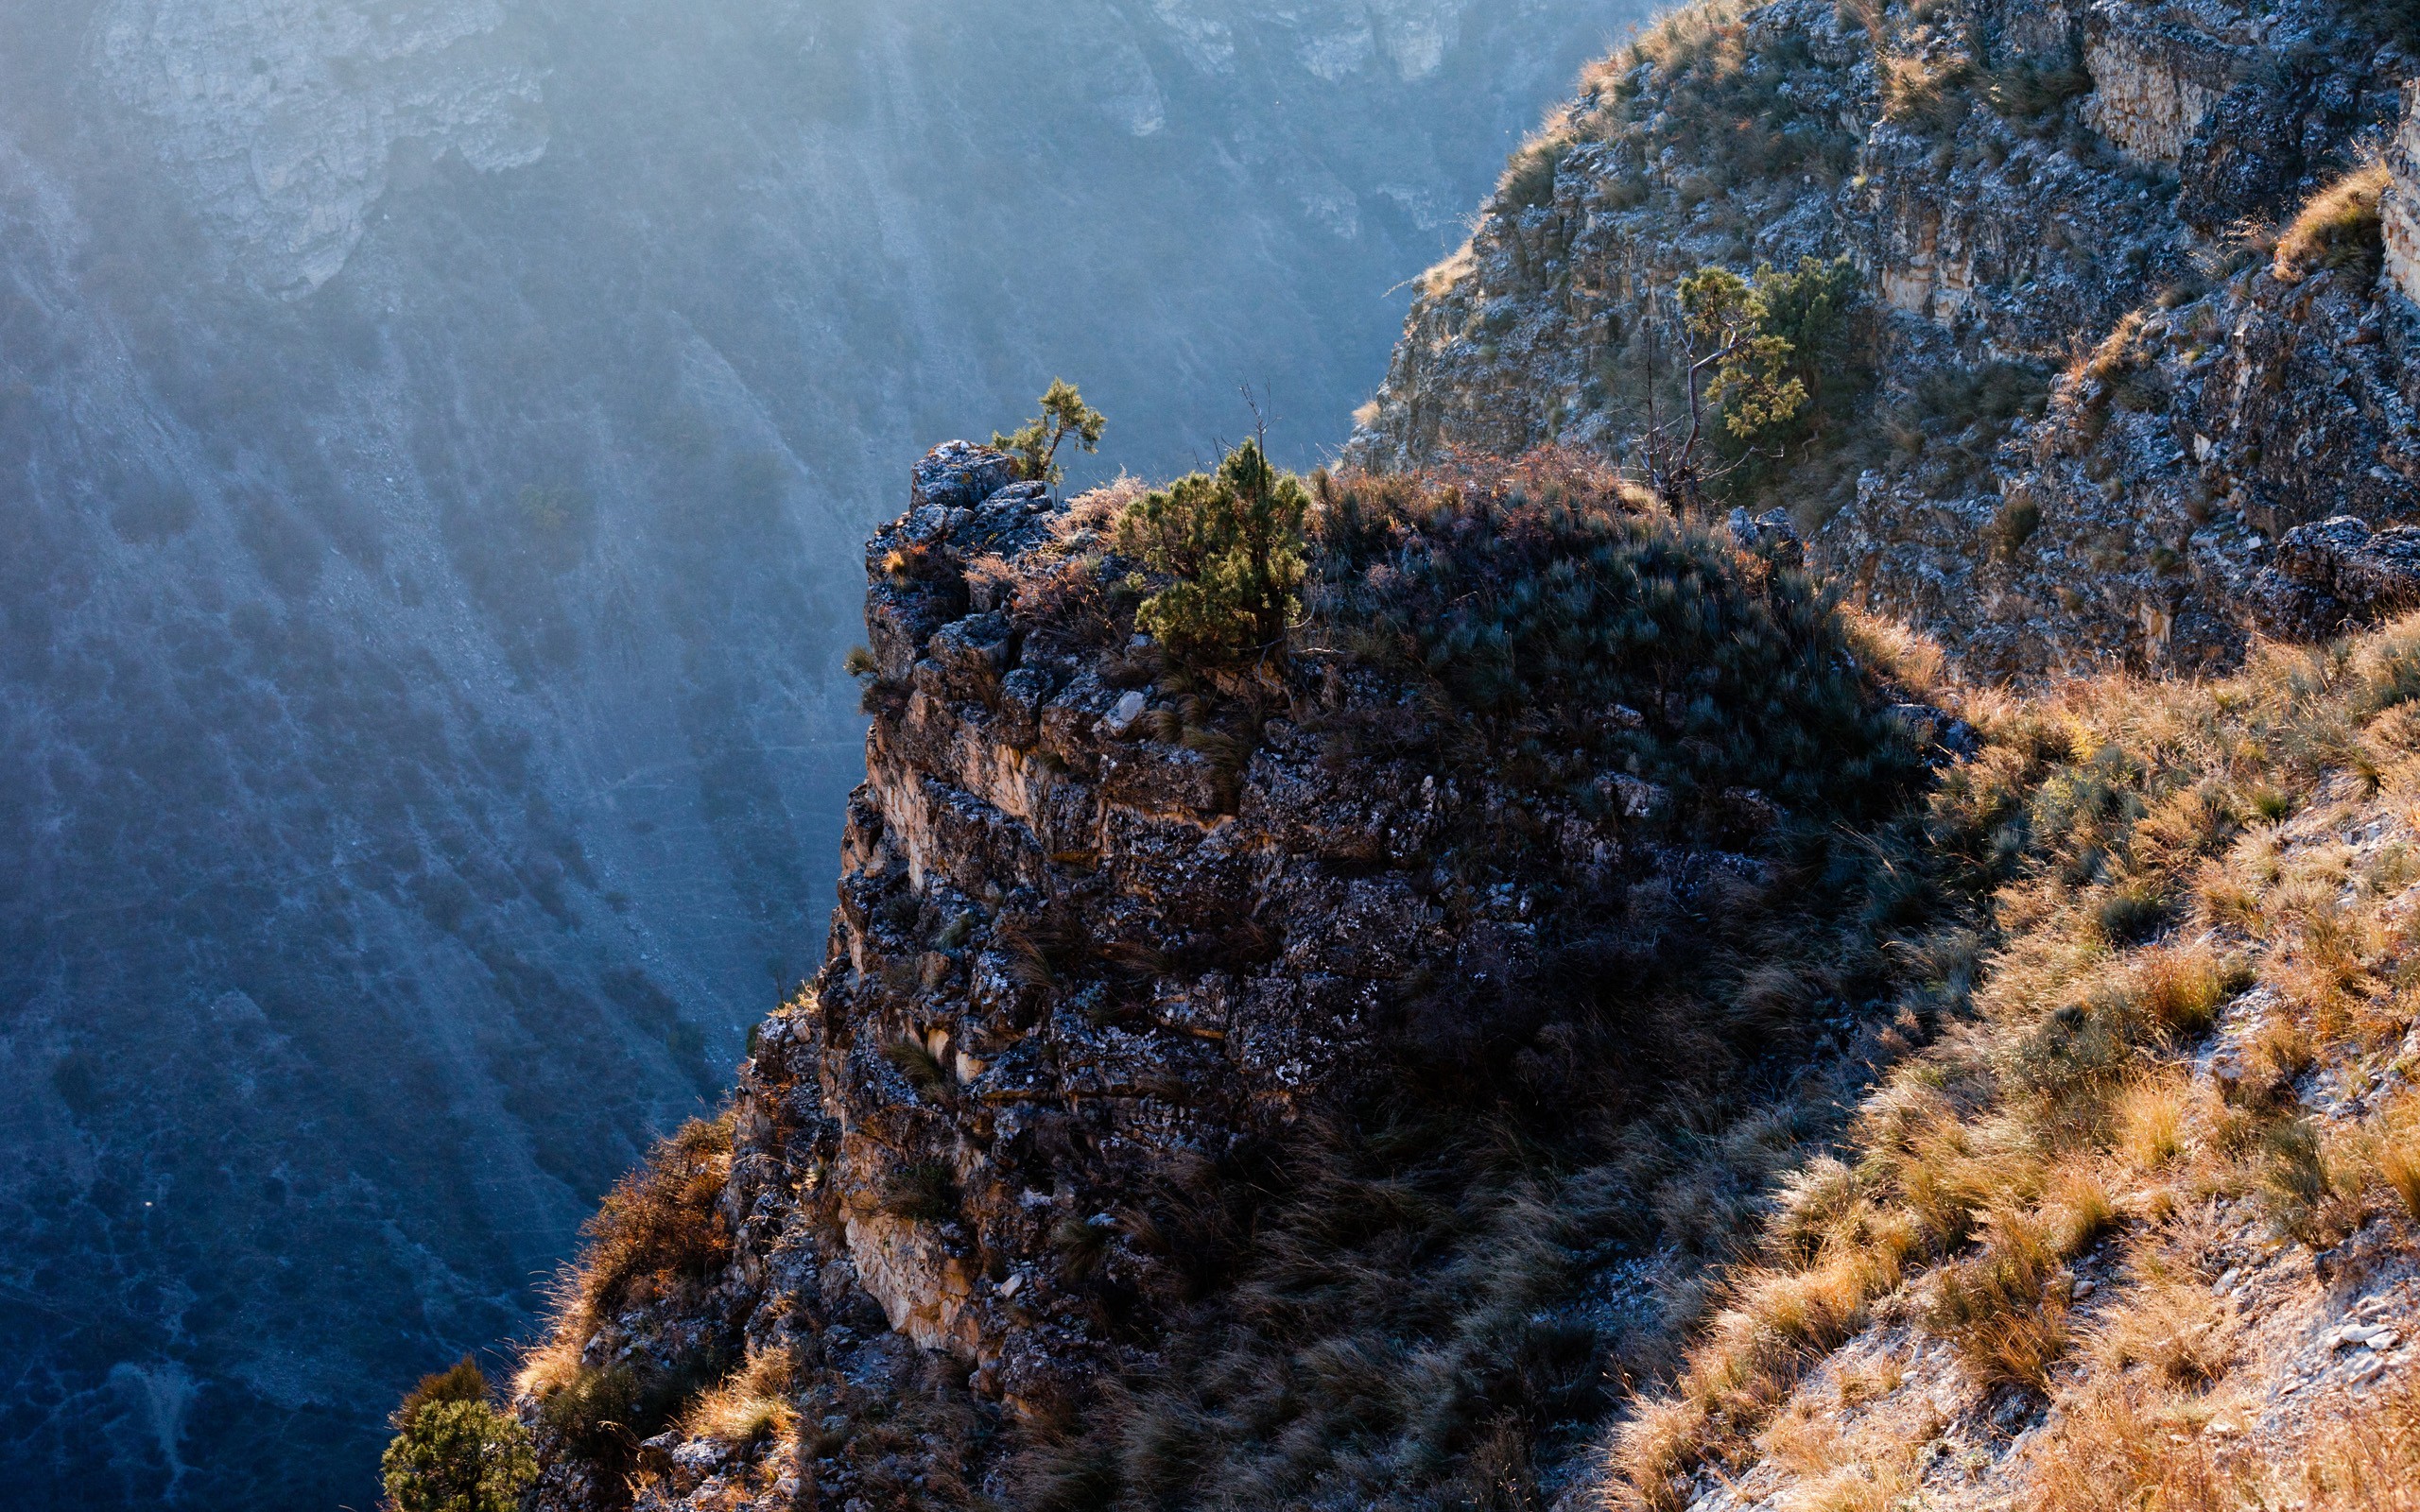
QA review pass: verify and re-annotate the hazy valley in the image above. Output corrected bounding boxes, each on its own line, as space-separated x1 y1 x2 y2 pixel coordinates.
0 3 1622 1506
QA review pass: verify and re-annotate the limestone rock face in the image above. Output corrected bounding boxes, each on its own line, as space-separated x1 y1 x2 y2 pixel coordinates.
518 442 1889 1510
519 446 1526 1505
0 4 1646 1503
1347 0 2420 675
751 448 1478 1409
95 0 548 296
2388 81 2420 306
2075 19 2238 168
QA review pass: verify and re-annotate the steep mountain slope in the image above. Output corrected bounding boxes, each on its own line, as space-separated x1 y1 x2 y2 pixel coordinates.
1348 0 2420 676
1607 626 2420 1512
0 4 1631 1507
506 455 2420 1512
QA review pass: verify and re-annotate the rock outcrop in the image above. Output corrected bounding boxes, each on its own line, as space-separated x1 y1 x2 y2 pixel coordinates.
1 6 1639 1504
95 0 549 297
2389 80 2420 303
781 441 1444 1403
515 441 1951 1511
1346 0 2420 675
2248 513 2420 638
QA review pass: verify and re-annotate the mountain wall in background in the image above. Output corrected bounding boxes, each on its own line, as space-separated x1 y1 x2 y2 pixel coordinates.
0 2 1629 1505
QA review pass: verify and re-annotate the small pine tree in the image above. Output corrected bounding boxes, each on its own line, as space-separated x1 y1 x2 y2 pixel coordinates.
1677 266 1806 444
381 1359 537 1512
993 380 1107 486
1114 438 1308 664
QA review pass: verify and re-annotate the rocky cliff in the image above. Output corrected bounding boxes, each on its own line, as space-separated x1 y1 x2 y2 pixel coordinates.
510 441 1969 1509
1347 0 2420 676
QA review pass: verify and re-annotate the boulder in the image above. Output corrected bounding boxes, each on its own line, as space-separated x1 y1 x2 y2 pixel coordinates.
2247 515 2420 641
910 439 1019 512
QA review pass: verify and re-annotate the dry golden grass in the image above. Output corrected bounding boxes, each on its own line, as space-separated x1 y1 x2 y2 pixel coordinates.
1841 607 1949 700
2022 1380 2243 1512
1417 241 1478 301
2292 1368 2420 1510
1626 0 1749 73
2088 1276 2236 1387
2076 310 2151 385
679 1345 799 1448
2115 1072 2190 1172
2273 160 2392 284
2377 1094 2420 1221
1608 626 2420 1503
2133 946 2240 1041
559 1111 734 1332
513 1335 584 1403
1927 1208 2071 1388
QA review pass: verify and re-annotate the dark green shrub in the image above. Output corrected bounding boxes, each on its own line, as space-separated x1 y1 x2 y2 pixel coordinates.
2093 882 2170 944
534 1356 721 1459
1115 438 1308 665
1993 496 2041 558
1698 257 1870 499
1310 455 1921 819
1983 59 2091 125
881 1160 962 1222
382 1361 537 1512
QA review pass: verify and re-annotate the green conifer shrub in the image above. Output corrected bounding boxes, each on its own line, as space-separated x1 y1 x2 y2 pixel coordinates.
1114 438 1309 665
380 1360 536 1512
993 380 1107 486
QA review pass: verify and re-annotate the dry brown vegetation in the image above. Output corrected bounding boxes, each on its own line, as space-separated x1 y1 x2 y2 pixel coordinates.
1609 621 2420 1508
513 1110 736 1468
567 1112 735 1324
2273 160 2392 284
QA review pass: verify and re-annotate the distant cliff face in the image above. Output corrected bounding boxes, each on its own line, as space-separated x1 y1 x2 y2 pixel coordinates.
95 0 550 296
0 2 1628 1507
1347 0 2420 676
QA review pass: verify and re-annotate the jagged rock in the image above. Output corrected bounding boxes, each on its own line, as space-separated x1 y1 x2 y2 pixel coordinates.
1729 506 1805 568
2388 80 2420 305
1886 703 1982 763
519 440 1934 1510
910 441 1022 513
544 445 1685 1445
1347 0 2420 676
2248 514 2420 639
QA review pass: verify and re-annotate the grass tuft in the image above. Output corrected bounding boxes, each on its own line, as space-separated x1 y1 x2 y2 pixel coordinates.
2273 161 2391 284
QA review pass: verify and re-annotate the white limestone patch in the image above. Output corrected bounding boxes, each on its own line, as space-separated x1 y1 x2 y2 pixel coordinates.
2080 31 2223 166
1370 0 1463 80
94 0 548 297
2385 82 2420 308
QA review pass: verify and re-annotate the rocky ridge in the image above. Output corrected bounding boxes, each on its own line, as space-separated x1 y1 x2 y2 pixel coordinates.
493 4 2420 1509
1347 0 2420 675
2 4 1634 1505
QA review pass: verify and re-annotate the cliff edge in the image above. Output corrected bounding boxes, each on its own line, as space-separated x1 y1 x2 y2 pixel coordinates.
509 442 1958 1509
